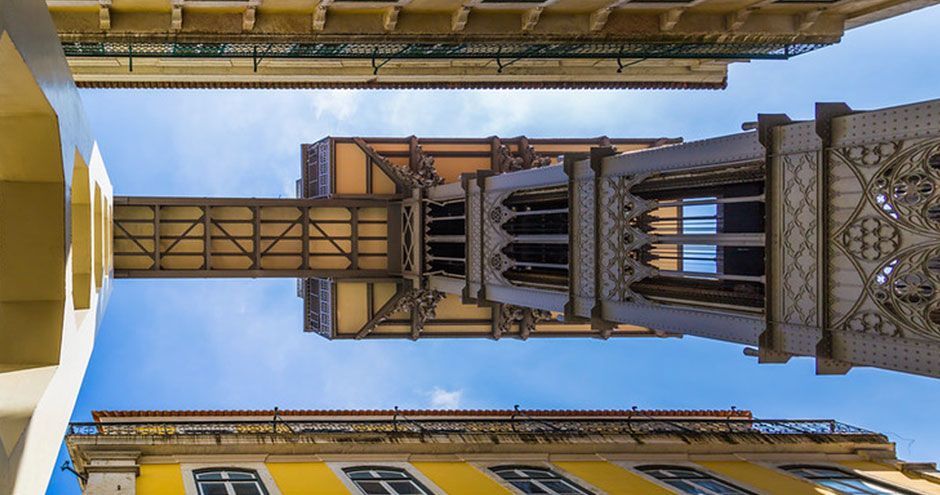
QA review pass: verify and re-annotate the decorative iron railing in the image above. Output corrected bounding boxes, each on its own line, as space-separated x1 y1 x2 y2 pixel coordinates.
61 41 830 62
66 418 878 438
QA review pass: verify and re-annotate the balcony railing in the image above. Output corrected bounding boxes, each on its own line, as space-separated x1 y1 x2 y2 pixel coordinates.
66 418 878 439
61 41 830 62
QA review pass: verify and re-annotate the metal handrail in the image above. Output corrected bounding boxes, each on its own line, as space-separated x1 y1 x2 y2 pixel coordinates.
61 41 831 61
66 418 878 438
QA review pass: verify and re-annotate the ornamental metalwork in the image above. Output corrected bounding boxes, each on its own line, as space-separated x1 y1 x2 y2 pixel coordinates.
60 40 831 62
496 144 553 172
380 289 446 335
829 136 940 342
66 418 877 438
598 174 655 302
390 147 444 189
496 304 555 338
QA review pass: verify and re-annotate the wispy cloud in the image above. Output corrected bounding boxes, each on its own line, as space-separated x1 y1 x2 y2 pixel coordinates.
427 387 463 409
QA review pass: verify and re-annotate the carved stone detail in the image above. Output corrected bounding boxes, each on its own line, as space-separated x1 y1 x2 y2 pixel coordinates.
840 216 900 262
496 144 552 172
779 150 821 327
482 191 513 284
842 141 901 167
829 137 940 342
378 289 445 338
467 190 482 284
497 304 555 338
598 175 654 302
574 177 595 299
842 311 900 337
868 246 940 340
391 146 444 189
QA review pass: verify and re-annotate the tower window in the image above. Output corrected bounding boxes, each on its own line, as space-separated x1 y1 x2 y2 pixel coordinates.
637 465 754 494
344 467 431 495
783 465 914 494
194 469 267 495
492 466 590 494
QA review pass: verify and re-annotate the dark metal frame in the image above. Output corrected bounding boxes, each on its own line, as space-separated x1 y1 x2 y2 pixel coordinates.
112 196 393 278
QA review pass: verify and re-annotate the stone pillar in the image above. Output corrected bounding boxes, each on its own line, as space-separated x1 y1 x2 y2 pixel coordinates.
83 452 139 495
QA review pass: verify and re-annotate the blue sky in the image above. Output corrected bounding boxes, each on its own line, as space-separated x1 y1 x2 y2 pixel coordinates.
48 7 940 493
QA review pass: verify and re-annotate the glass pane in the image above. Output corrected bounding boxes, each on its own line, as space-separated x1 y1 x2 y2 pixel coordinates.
228 472 256 480
682 201 718 234
819 480 870 494
824 479 902 495
375 470 407 479
356 481 391 495
510 480 550 494
664 479 706 494
542 480 582 494
497 470 525 480
387 480 423 494
522 469 553 479
198 482 229 495
697 479 747 494
348 471 376 480
196 472 224 480
232 482 263 495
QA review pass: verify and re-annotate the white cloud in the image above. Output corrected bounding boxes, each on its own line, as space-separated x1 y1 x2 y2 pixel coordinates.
311 90 360 121
427 387 463 409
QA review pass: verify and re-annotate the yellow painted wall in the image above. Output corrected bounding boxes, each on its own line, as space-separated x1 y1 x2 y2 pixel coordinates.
412 462 511 495
267 462 351 495
840 461 940 494
334 143 367 195
696 461 837 495
137 464 185 495
553 461 672 495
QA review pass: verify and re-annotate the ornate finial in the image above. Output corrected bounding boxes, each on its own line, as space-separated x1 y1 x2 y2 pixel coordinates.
496 144 552 172
392 145 444 189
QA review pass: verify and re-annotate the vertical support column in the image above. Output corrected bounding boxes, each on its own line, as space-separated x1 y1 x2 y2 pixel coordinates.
301 205 310 270
82 452 139 495
202 203 211 270
590 147 618 334
350 207 360 270
756 113 793 364
252 205 262 270
814 102 855 375
152 204 160 271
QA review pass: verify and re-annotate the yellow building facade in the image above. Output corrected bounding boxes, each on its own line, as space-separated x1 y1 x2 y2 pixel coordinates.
66 409 940 495
44 0 940 89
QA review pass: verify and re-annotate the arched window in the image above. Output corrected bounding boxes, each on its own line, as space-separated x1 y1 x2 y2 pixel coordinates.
783 465 913 494
637 465 754 495
194 469 267 495
343 467 431 495
491 466 590 494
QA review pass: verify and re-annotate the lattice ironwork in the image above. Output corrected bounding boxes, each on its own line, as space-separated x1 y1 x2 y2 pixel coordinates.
66 418 878 438
61 40 830 61
302 278 334 337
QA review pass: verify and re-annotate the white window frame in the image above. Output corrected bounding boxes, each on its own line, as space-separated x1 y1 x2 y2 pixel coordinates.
770 462 920 495
490 465 593 494
180 461 282 495
472 461 599 495
617 461 762 495
344 466 432 495
327 461 445 495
